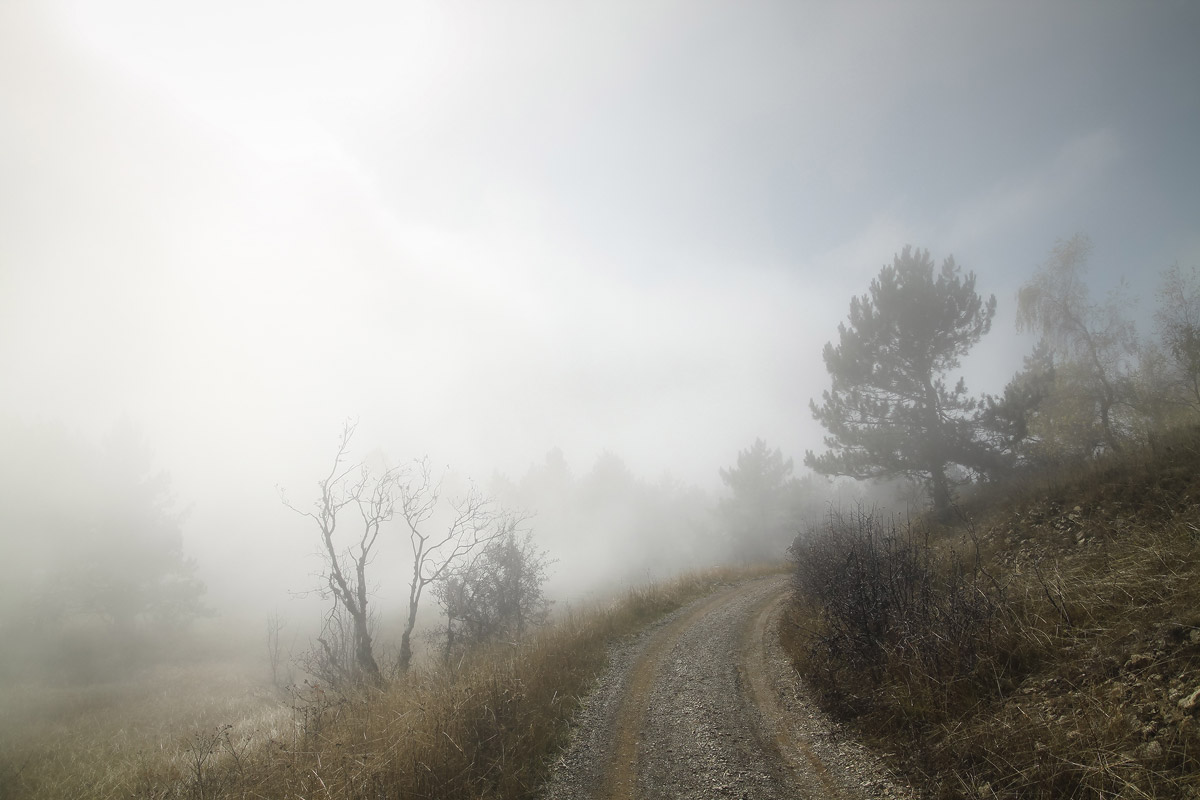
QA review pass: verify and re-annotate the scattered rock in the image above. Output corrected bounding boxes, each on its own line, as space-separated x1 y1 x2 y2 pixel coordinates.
1178 686 1200 714
1137 740 1163 761
1124 653 1153 672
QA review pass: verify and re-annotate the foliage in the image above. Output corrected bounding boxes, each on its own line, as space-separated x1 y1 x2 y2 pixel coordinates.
1155 262 1200 411
806 246 998 517
1011 361 1118 466
980 341 1056 464
432 529 553 660
1017 234 1138 453
718 438 812 561
1127 341 1190 439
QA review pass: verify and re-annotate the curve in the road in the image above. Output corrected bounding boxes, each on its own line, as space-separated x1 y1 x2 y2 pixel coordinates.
739 587 855 799
541 575 912 800
606 582 757 800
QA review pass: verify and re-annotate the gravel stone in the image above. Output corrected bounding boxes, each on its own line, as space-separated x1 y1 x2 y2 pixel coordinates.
541 576 915 799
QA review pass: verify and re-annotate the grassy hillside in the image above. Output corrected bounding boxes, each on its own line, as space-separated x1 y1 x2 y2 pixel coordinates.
0 566 780 800
783 430 1200 798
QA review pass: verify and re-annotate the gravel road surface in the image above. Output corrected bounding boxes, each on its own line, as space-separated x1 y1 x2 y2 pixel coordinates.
541 575 914 800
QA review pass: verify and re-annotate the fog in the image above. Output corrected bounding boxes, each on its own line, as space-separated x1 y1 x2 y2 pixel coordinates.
2 0 1199 670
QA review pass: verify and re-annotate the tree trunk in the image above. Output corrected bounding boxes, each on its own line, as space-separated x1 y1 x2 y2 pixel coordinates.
352 613 381 682
398 600 419 673
929 466 952 522
922 375 952 520
443 617 456 664
1082 326 1123 454
1098 390 1123 454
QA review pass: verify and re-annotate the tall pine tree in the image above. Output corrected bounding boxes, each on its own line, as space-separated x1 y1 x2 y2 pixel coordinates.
718 439 803 561
805 247 997 517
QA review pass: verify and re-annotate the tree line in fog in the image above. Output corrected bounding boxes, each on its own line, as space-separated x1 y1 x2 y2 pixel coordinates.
3 231 1197 684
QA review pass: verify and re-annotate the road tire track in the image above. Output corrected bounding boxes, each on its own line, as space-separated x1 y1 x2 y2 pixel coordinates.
541 575 913 800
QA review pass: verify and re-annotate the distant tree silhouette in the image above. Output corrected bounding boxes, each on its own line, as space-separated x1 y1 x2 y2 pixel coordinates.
0 418 205 676
806 247 997 518
432 529 552 659
78 419 206 636
1155 262 1200 412
496 448 724 592
719 439 806 561
284 422 522 681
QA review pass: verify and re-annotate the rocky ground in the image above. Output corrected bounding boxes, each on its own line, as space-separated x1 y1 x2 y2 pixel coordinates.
540 575 914 800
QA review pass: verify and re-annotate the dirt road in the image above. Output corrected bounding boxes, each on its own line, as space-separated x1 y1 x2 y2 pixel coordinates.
541 575 913 800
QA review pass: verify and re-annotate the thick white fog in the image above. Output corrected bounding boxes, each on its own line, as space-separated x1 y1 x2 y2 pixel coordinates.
2 0 1199 626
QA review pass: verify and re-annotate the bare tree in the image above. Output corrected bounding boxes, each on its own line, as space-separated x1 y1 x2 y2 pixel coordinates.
396 464 524 672
1017 234 1137 453
265 612 294 691
300 601 379 690
282 422 400 685
1155 262 1200 411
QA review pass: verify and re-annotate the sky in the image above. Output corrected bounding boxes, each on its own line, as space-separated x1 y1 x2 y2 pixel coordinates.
2 0 1199 610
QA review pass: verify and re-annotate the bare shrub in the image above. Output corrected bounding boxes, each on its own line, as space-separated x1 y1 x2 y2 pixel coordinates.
295 602 382 693
790 506 1008 717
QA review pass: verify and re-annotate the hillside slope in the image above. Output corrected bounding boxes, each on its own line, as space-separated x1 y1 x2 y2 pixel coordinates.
783 431 1200 798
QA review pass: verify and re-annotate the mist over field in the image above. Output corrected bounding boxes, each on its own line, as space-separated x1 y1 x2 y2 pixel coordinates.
2 0 1198 684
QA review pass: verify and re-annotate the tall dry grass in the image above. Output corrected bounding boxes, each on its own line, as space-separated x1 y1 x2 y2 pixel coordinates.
0 565 779 800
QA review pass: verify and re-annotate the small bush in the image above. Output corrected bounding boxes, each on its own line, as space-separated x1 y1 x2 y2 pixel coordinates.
789 507 1011 724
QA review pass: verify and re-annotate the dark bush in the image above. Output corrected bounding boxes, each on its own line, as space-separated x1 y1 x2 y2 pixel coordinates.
790 507 1007 704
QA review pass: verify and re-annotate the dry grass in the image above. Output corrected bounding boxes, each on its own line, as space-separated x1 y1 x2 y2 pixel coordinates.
0 564 779 800
0 658 286 799
782 431 1200 799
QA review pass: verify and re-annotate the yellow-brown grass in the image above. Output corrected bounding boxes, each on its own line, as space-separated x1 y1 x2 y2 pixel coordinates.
0 564 782 799
782 432 1200 799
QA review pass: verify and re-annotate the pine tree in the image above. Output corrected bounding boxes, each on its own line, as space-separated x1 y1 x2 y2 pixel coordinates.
718 439 803 561
805 247 997 517
980 341 1056 463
